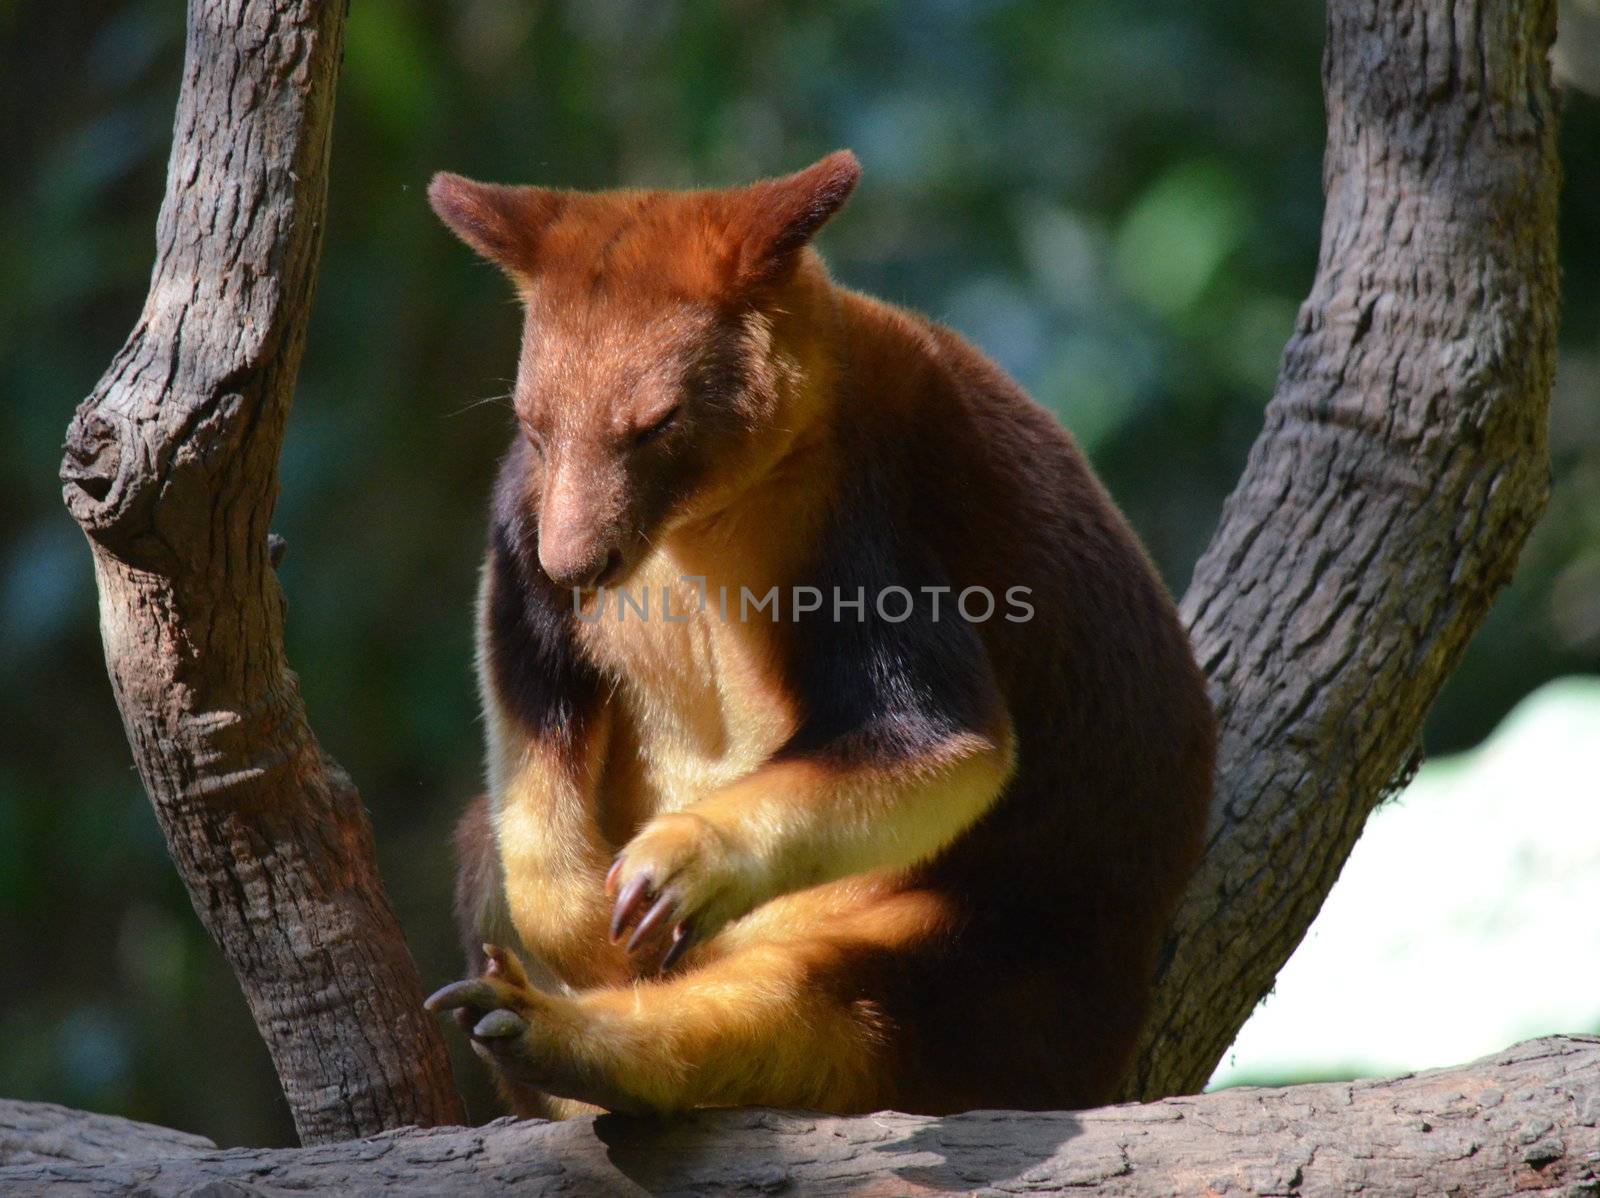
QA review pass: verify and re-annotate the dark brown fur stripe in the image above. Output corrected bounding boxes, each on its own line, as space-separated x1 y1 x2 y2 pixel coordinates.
776 463 1004 769
484 443 604 756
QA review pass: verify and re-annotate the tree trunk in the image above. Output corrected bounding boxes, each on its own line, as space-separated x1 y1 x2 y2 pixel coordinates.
1129 0 1561 1099
57 0 464 1143
5 1037 1597 1196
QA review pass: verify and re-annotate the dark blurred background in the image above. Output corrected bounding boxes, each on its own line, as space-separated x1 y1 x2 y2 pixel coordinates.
1 0 1596 1148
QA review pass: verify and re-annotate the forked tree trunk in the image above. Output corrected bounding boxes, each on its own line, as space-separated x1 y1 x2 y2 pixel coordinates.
58 0 463 1143
1128 0 1561 1099
57 0 1561 1158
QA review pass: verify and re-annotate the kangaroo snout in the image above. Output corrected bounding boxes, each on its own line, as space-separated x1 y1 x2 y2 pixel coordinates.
539 539 622 590
537 460 626 589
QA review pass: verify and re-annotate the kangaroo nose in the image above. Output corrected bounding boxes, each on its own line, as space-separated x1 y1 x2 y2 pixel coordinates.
540 545 622 590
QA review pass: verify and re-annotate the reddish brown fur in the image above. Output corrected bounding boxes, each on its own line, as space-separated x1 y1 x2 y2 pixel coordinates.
429 153 1215 1115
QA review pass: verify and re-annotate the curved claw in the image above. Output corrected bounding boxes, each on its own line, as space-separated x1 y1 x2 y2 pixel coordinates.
610 872 653 942
424 978 499 1013
482 943 531 987
605 857 625 896
660 923 696 972
625 891 678 954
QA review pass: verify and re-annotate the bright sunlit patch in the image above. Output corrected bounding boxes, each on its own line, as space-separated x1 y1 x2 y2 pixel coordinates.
1210 675 1600 1090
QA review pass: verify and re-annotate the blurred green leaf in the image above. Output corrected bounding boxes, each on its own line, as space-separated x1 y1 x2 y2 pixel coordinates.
1115 159 1248 316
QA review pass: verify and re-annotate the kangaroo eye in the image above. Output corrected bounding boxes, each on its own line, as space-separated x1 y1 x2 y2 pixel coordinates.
634 406 681 446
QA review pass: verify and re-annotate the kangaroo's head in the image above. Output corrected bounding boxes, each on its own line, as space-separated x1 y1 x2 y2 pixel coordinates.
429 152 860 590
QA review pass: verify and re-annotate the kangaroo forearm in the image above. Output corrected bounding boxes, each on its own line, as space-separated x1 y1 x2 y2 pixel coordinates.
688 730 1015 898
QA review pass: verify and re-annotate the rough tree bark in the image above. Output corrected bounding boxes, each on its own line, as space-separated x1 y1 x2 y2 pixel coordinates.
1127 0 1562 1099
57 0 464 1143
51 0 1564 1173
4 1037 1598 1195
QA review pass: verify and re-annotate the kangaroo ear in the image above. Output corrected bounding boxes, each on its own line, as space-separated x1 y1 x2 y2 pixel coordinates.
727 150 860 288
428 172 568 271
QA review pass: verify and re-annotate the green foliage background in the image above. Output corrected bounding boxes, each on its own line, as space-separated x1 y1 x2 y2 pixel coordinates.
1 0 1596 1146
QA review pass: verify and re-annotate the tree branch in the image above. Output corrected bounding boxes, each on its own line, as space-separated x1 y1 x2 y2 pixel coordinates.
57 0 464 1142
1133 0 1562 1098
0 1103 212 1168
6 1037 1598 1195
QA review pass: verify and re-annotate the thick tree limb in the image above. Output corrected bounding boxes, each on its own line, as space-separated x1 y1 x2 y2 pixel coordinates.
57 0 463 1142
5 1037 1598 1195
0 1102 212 1168
1133 0 1562 1098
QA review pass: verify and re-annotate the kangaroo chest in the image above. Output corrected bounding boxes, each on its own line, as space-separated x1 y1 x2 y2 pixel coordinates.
578 568 795 847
